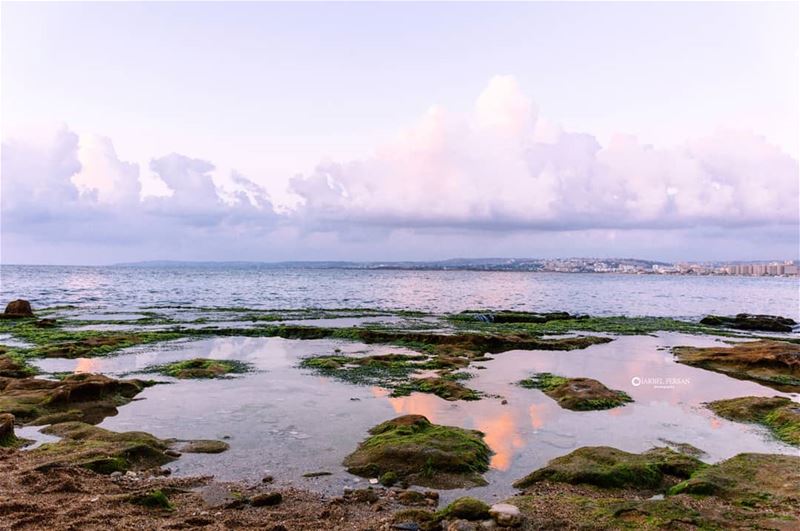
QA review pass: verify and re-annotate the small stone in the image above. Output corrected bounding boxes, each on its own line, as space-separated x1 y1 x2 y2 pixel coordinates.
110 471 122 478
423 490 439 501
500 400 508 405
251 492 282 507
165 449 182 458
489 503 522 527
392 523 420 531
89 496 99 502
649 494 665 501
125 471 137 477
262 475 274 483
350 397 361 401
369 478 379 484
3 299 33 317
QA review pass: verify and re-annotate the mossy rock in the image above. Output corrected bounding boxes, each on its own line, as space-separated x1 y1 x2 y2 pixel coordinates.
392 377 481 401
392 509 441 531
34 422 174 473
708 396 799 446
673 340 800 392
343 415 491 489
700 313 796 333
519 373 633 411
513 446 705 490
147 358 251 379
0 373 150 425
669 453 800 503
438 496 491 520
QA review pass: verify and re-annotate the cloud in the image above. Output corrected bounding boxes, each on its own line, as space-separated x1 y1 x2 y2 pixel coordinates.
1 125 279 259
289 75 799 233
1 76 797 263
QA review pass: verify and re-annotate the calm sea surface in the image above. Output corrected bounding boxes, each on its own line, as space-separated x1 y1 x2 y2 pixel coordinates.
1 265 798 319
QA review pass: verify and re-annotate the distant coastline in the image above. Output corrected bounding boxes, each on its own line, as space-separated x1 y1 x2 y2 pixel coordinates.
106 258 800 277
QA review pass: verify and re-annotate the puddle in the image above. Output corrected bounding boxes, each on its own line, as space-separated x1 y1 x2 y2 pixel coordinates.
29 332 799 503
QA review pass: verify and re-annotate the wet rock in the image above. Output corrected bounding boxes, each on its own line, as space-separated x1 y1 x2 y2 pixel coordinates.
700 313 796 333
261 475 274 483
0 372 149 425
707 396 799 446
380 471 399 487
673 340 800 392
488 504 522 527
34 318 57 328
251 492 282 507
518 373 632 411
176 439 229 454
344 415 491 489
440 497 491 520
3 299 33 318
513 446 704 490
391 509 440 531
302 471 332 478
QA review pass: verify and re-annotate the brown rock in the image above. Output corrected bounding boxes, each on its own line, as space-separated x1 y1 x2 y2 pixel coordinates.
251 492 282 507
0 413 15 444
4 299 33 317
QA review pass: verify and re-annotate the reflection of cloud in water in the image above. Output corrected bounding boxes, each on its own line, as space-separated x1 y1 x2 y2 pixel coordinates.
75 358 101 373
528 403 546 429
476 411 524 471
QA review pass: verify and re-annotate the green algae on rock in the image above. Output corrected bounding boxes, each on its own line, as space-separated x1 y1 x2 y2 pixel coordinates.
518 373 633 411
392 376 481 401
668 453 800 503
146 358 251 379
34 421 175 474
707 396 800 446
673 340 800 392
0 372 151 425
343 414 491 489
512 446 704 490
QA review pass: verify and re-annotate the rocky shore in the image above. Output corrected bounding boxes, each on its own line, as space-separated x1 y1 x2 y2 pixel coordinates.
1 300 799 529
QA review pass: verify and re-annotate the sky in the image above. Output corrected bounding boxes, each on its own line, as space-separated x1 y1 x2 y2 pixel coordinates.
1 1 798 265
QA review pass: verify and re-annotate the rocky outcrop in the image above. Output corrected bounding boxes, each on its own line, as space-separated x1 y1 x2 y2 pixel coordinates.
518 373 632 410
673 340 800 392
343 415 491 489
700 313 797 332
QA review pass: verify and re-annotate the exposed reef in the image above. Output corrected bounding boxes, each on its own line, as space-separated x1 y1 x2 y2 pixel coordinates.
700 313 797 333
145 358 251 379
518 373 633 411
708 395 799 446
512 446 703 490
508 447 800 529
343 414 491 489
673 339 800 392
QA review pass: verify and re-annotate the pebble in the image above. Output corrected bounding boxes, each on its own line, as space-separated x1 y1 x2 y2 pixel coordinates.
649 494 665 501
262 475 274 483
369 478 379 484
488 503 522 527
110 471 122 478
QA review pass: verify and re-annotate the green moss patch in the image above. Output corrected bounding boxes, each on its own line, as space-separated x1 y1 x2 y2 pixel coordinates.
519 373 633 411
129 489 173 510
513 446 705 490
343 414 491 489
34 421 175 473
437 496 491 520
146 358 251 379
708 396 799 446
